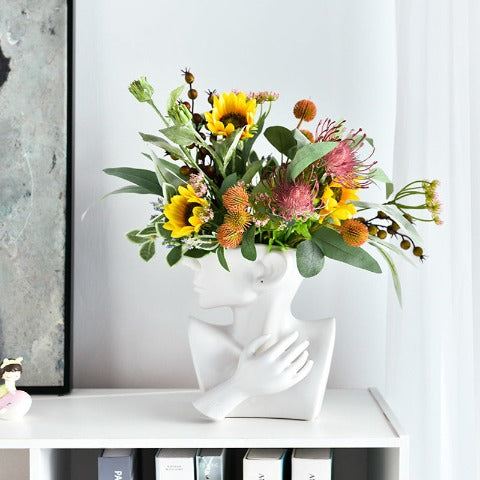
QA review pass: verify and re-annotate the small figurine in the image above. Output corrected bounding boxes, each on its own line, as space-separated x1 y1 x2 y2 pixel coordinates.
0 357 32 420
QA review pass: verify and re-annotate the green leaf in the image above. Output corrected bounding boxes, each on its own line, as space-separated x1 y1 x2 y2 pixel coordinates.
166 246 182 266
242 160 263 184
103 167 162 195
167 85 185 112
354 201 424 246
137 226 157 237
162 183 177 202
216 246 230 272
292 128 312 149
140 241 156 262
241 226 257 261
159 125 196 146
371 168 394 199
264 126 297 157
126 230 146 244
367 235 417 266
184 248 211 259
287 142 338 181
139 133 186 160
293 222 311 239
223 128 244 174
371 243 403 307
150 150 186 188
102 184 153 199
220 173 238 194
296 240 325 277
312 228 382 273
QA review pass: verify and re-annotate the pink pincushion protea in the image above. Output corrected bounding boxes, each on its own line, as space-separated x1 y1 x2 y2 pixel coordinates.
272 180 315 221
322 140 359 189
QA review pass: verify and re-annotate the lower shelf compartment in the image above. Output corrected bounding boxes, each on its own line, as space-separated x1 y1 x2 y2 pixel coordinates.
25 447 401 480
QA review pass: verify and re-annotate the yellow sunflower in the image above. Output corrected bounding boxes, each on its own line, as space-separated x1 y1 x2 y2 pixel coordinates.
204 92 256 139
164 184 210 238
319 181 359 226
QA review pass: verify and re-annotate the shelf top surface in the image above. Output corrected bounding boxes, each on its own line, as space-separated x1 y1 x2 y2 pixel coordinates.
0 388 404 449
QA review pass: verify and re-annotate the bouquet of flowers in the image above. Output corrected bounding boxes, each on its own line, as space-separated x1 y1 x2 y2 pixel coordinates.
105 69 441 303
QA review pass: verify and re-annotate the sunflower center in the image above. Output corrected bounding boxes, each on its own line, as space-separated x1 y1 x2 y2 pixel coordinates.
183 202 200 225
220 113 247 129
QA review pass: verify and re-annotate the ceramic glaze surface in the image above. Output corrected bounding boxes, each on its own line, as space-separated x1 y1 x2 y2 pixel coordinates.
186 246 335 420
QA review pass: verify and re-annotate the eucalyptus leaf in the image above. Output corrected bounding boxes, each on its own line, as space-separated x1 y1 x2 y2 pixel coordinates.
159 125 196 146
217 246 229 271
296 240 325 277
312 228 382 273
264 126 297 156
292 128 312 149
287 142 338 181
140 241 156 262
166 246 182 266
354 201 424 246
371 243 403 307
103 167 162 195
220 173 238 194
241 226 257 261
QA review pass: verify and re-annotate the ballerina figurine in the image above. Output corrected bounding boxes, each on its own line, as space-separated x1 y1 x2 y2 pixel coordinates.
0 357 32 420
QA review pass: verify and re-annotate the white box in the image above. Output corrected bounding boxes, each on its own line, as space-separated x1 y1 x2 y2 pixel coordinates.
156 448 198 480
243 449 286 480
291 449 332 480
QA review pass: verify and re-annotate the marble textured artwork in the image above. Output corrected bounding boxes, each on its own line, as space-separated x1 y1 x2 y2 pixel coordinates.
0 1 68 387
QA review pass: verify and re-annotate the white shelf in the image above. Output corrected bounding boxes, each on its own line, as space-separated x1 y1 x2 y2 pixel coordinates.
0 388 409 480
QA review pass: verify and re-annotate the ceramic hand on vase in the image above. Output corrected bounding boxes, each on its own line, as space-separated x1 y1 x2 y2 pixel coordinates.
193 331 313 420
0 357 32 420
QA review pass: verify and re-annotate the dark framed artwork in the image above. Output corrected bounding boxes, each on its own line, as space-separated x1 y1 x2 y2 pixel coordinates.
0 1 73 393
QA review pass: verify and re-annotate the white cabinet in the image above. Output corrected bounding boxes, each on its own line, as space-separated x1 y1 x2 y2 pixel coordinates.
0 388 408 480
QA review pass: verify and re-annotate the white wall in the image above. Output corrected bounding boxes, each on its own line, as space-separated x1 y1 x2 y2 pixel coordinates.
73 0 396 389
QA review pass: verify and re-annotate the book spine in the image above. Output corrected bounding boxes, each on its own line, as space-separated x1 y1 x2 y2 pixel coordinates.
98 457 133 480
156 457 196 480
196 454 224 480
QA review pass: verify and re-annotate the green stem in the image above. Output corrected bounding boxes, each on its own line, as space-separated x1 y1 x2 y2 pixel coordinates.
148 100 170 127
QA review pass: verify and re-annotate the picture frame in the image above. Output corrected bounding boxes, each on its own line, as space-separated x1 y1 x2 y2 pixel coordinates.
0 0 73 394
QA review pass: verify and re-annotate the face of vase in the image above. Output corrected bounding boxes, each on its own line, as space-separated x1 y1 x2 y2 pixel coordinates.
185 251 261 309
2 371 21 382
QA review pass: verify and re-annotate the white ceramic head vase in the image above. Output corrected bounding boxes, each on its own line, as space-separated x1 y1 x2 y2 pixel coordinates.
186 245 335 421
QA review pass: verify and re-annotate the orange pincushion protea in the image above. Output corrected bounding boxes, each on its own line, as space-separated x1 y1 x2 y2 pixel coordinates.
217 223 243 248
293 99 317 122
223 184 250 212
337 219 369 247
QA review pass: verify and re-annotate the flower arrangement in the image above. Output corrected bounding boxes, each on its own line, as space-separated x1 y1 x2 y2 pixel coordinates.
105 69 441 303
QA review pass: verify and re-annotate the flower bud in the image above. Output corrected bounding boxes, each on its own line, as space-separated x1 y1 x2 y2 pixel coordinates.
377 230 387 239
168 102 193 126
188 89 198 100
413 246 423 257
400 239 411 250
128 77 154 103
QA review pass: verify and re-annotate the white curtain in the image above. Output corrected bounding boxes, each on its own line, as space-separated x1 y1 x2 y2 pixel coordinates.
386 0 480 479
